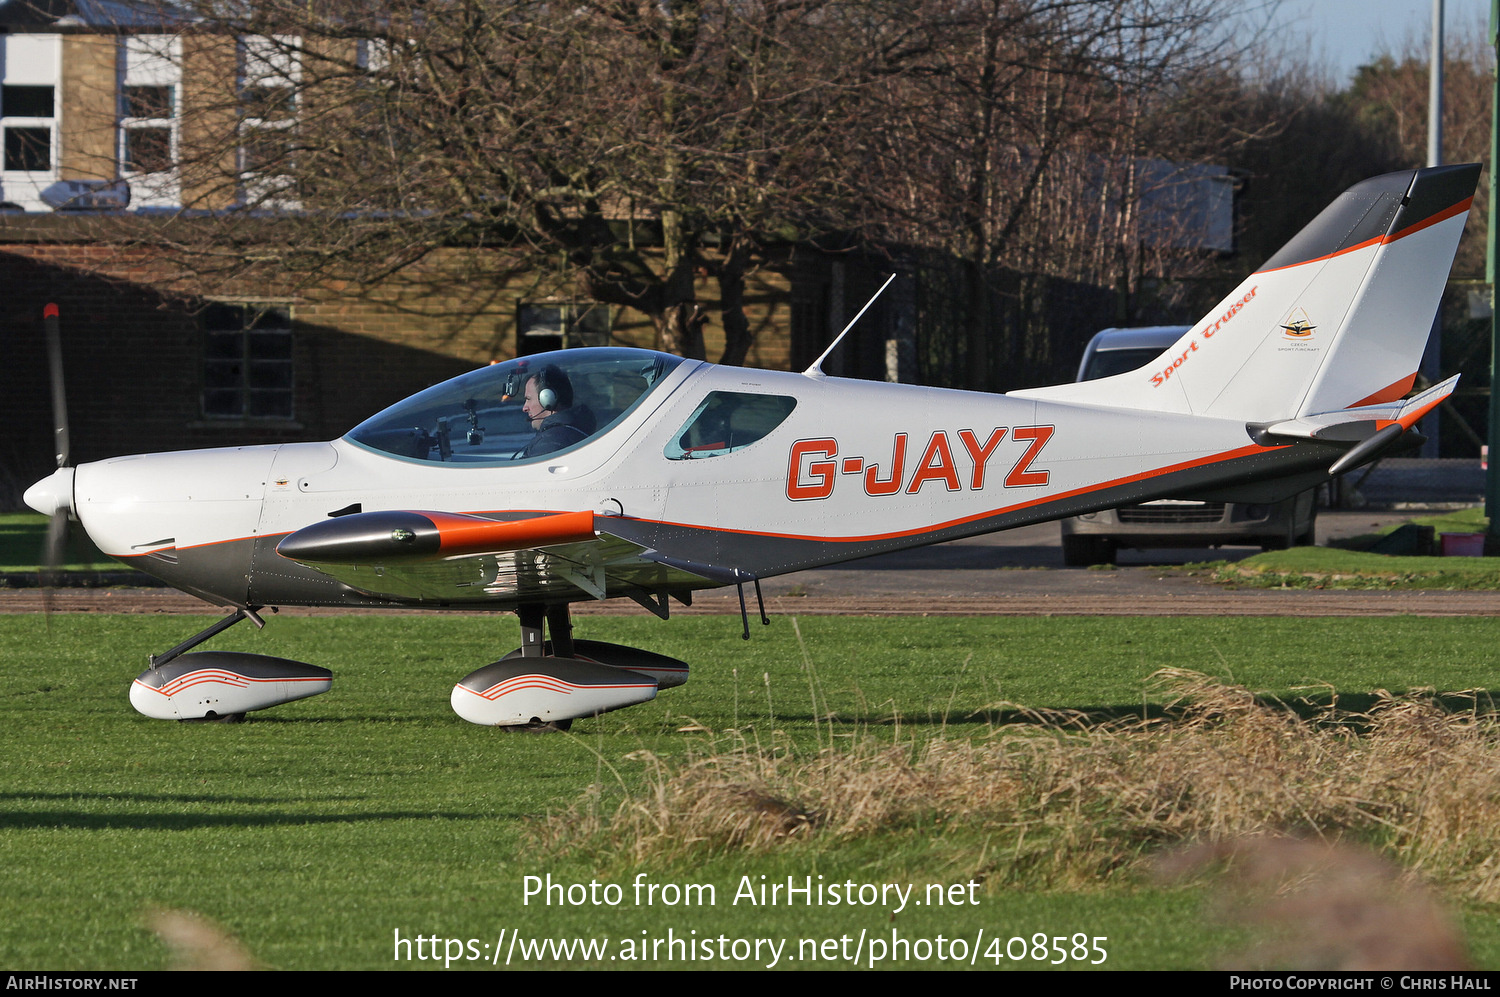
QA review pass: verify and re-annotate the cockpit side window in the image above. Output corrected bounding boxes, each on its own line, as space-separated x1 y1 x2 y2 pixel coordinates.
664 392 797 460
345 348 683 465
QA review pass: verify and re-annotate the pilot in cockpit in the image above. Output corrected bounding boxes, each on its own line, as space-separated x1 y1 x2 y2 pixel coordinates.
518 365 598 457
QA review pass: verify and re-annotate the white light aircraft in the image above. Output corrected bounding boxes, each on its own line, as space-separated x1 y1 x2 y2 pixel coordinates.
23 164 1480 728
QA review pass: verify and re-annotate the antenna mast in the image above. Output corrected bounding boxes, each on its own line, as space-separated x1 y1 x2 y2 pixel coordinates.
803 273 897 377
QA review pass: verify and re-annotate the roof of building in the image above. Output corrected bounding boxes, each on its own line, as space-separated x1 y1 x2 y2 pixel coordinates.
0 0 186 32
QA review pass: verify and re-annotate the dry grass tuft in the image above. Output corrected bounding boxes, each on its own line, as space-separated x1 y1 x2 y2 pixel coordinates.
532 671 1500 900
144 908 258 971
1157 837 1471 970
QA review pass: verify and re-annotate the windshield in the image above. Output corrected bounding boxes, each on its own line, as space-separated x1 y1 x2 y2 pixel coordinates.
345 348 685 464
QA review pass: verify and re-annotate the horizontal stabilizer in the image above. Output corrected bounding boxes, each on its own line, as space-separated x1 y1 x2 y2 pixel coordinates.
1256 374 1459 443
1254 374 1458 476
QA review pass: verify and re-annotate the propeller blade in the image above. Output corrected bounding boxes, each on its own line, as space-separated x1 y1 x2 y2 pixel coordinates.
43 303 69 469
40 303 70 622
41 506 68 620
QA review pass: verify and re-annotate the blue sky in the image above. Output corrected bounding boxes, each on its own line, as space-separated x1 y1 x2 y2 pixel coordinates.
1273 0 1491 86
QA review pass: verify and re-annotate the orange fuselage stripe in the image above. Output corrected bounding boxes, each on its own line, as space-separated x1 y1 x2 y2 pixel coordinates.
117 444 1288 561
427 509 597 555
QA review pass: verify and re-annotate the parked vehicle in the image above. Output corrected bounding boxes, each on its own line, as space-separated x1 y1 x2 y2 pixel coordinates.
1059 326 1317 566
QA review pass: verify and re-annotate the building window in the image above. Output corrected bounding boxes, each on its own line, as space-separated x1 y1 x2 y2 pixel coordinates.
3 124 50 171
1 83 54 172
2 84 53 117
120 85 175 173
0 34 59 209
356 38 390 73
238 35 300 208
202 304 294 419
517 301 611 355
118 36 182 207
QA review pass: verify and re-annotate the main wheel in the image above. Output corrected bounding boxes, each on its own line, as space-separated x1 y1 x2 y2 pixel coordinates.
498 718 573 733
1261 524 1294 551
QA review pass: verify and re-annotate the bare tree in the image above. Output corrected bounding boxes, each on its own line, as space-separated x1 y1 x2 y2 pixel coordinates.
840 0 1277 386
860 2 1253 266
92 0 1306 376
1332 25 1493 277
131 0 875 363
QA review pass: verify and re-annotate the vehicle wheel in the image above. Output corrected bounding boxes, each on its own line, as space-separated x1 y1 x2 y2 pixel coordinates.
1063 535 1113 566
1261 525 1294 552
1297 505 1318 547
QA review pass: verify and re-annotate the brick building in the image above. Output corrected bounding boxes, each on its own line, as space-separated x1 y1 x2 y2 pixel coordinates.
0 218 847 504
0 3 889 504
2 2 1202 503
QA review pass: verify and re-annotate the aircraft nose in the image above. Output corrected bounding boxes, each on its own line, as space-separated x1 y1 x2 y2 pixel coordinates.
24 467 74 517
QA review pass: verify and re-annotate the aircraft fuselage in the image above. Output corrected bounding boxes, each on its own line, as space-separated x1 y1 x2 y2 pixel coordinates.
59 358 1324 611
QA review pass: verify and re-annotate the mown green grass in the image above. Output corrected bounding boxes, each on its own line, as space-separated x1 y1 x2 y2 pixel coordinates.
1214 546 1500 589
3 613 1499 970
1400 506 1491 537
0 513 119 574
1216 506 1500 589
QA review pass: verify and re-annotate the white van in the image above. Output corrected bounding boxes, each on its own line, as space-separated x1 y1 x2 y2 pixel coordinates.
1058 326 1317 566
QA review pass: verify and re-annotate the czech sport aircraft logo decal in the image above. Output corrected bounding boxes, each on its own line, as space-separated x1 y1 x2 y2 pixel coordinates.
1280 308 1316 340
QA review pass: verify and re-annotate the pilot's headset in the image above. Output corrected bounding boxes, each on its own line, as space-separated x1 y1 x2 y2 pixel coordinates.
533 365 573 411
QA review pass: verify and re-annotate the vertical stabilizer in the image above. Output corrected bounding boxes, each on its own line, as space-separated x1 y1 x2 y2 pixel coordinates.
1012 164 1480 423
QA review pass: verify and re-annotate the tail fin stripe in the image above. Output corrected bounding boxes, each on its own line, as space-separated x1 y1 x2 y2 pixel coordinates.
1254 195 1473 277
1255 233 1387 275
1347 373 1417 409
1255 172 1408 274
1388 196 1475 244
1392 162 1482 231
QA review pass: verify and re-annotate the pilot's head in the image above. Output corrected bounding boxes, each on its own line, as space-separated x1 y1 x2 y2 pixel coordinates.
522 366 573 430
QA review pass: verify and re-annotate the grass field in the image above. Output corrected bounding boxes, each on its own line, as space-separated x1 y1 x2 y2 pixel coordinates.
1212 546 1500 589
1213 509 1500 590
0 513 116 574
4 612 1500 970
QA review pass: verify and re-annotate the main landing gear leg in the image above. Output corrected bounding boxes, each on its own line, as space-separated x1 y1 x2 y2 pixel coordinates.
504 603 574 731
151 606 265 668
517 603 546 658
448 602 690 729
547 604 575 658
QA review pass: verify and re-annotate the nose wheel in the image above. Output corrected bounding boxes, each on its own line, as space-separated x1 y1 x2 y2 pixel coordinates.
131 607 332 721
499 718 573 733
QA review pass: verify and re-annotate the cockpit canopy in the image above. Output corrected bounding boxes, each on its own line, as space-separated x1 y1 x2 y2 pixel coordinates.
345 348 685 464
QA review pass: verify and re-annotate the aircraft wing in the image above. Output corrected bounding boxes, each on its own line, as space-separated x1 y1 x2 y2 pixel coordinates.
275 510 720 610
